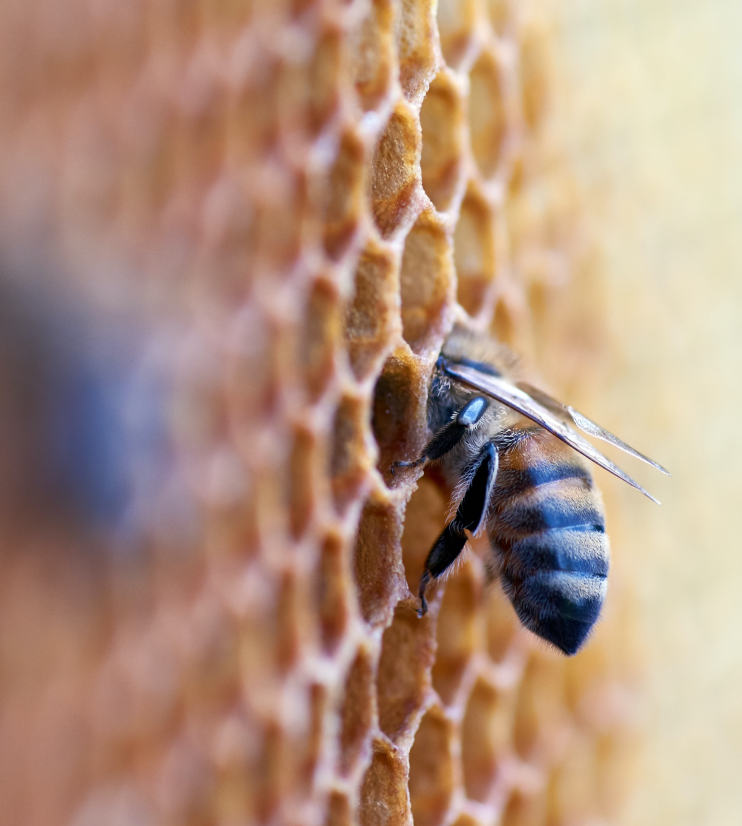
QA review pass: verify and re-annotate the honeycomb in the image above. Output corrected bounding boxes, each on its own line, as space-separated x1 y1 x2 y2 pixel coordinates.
0 1 638 825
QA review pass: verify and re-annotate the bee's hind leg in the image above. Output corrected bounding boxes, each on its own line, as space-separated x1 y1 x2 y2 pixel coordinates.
417 527 467 616
391 395 489 475
417 442 499 615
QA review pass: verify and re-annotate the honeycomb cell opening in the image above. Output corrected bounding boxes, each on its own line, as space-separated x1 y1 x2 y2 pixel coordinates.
322 130 366 261
345 242 400 382
316 531 351 655
431 558 481 707
399 211 453 354
330 393 371 514
338 647 375 775
359 743 409 826
307 29 343 136
454 185 498 317
372 350 429 479
394 0 438 104
436 0 477 69
288 424 319 540
461 679 506 803
353 491 406 628
376 601 435 742
368 104 423 239
419 71 465 212
408 707 455 826
301 276 341 403
468 51 507 180
350 0 395 113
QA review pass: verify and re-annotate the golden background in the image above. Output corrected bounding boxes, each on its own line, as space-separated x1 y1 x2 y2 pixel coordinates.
552 2 742 824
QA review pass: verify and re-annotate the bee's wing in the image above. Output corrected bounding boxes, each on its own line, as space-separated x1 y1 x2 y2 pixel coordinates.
516 381 669 475
442 361 663 504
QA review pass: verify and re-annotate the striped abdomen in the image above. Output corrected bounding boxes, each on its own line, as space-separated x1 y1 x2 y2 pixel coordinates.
490 429 609 655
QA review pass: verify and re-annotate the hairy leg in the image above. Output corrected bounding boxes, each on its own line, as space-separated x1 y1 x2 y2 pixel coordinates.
418 442 499 615
391 396 489 474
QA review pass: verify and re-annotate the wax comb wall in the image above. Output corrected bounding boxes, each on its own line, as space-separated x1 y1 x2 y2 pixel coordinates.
0 2 635 825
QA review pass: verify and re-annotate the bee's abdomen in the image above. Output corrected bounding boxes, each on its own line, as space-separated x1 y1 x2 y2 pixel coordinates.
491 446 610 655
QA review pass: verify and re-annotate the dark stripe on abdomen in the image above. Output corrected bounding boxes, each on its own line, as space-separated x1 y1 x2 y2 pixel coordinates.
492 460 593 500
494 477 605 536
502 527 609 580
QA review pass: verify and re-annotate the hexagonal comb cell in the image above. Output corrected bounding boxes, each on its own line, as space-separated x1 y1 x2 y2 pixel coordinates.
301 276 342 403
277 30 342 143
436 0 478 69
322 130 366 261
395 0 438 104
307 29 344 136
345 241 400 381
338 647 375 775
349 0 395 112
491 290 536 359
460 679 510 802
354 490 407 627
359 742 409 826
399 211 453 353
372 349 428 476
368 103 423 239
454 185 498 316
431 559 481 706
288 424 321 540
468 51 507 180
330 392 372 514
376 601 436 742
252 168 308 274
315 531 351 654
408 707 455 826
419 71 465 212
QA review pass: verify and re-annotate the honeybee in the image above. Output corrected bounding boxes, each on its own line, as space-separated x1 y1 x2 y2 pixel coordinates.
393 326 668 655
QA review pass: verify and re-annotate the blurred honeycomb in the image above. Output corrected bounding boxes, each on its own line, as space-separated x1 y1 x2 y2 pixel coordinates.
0 1 638 826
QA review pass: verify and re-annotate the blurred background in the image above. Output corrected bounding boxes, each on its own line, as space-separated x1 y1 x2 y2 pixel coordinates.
551 2 742 824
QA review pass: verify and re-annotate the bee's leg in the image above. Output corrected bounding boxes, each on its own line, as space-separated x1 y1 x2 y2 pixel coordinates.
391 396 489 474
418 442 499 616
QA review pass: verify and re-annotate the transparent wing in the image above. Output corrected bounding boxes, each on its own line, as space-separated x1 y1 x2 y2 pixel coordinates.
516 381 670 475
441 360 665 504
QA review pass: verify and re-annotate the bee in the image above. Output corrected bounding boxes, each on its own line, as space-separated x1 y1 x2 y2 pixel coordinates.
392 326 668 655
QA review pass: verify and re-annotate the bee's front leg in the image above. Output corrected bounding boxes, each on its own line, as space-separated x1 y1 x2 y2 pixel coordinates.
391 395 489 475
